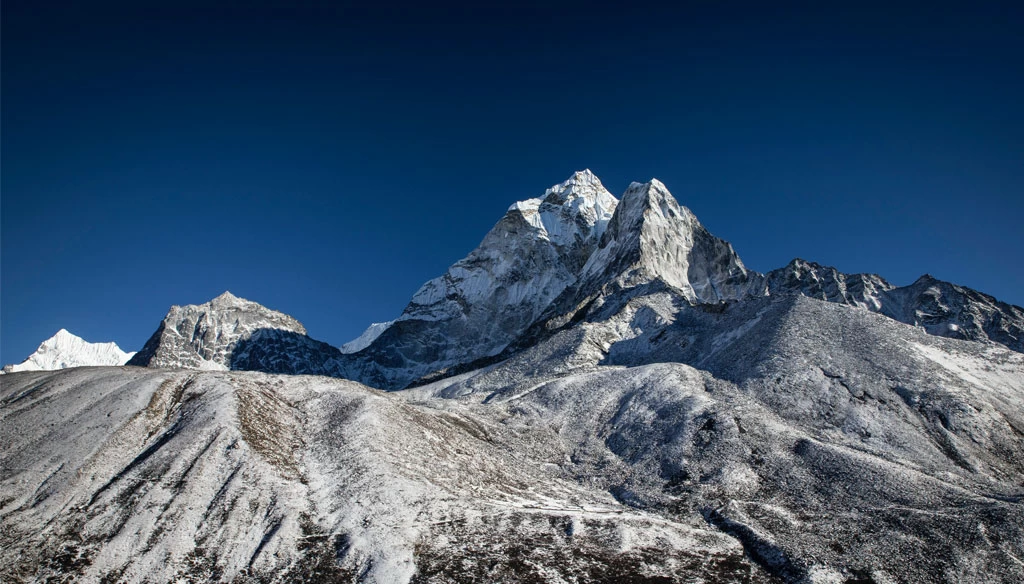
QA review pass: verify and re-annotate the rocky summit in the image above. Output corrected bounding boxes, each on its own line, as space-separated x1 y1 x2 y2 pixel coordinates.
2 171 1023 584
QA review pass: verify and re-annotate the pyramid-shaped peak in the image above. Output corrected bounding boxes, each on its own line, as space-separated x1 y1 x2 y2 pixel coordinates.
208 290 261 310
212 290 240 303
606 179 700 243
621 178 675 205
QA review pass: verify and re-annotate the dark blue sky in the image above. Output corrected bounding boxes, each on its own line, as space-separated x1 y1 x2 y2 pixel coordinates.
3 1 1022 362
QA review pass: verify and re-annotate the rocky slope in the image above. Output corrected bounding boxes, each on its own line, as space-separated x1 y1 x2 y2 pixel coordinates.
2 329 135 373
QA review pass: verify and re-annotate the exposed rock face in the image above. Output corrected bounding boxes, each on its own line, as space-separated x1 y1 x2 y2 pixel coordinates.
126 291 343 374
880 274 1024 351
1 329 135 373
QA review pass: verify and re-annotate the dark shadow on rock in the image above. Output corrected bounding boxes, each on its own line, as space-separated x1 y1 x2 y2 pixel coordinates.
229 328 350 378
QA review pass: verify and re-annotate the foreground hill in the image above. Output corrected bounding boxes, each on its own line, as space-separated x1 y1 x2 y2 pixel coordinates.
2 294 1022 582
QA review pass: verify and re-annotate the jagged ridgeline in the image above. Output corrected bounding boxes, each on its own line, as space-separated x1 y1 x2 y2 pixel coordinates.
3 171 1023 584
126 170 1023 389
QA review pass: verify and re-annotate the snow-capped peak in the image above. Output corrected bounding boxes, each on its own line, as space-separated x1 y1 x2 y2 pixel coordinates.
2 329 135 373
211 290 240 303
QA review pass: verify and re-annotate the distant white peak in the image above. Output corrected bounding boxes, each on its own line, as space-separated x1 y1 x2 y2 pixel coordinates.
3 329 135 373
340 320 395 353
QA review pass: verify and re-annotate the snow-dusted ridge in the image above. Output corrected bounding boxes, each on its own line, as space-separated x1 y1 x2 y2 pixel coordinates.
3 295 1023 582
1 329 135 373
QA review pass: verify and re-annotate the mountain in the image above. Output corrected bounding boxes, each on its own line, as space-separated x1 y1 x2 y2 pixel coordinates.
1 329 135 373
120 173 1023 389
344 169 619 389
126 291 346 376
9 171 1021 582
763 258 894 310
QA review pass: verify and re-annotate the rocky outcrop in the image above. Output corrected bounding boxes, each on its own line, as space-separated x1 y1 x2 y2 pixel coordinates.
126 291 343 373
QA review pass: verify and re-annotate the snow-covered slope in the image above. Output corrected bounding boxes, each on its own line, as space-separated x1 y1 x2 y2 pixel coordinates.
1 329 135 373
126 291 345 375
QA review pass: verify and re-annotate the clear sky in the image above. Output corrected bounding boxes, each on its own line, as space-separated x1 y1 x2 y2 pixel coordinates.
3 1 1022 362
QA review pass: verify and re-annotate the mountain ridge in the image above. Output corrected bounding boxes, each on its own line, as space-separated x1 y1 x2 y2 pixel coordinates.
110 172 1023 389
